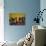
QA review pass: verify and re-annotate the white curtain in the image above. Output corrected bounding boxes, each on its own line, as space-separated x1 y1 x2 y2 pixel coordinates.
0 0 4 42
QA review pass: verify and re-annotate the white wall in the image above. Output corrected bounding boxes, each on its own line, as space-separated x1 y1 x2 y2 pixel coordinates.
40 0 46 27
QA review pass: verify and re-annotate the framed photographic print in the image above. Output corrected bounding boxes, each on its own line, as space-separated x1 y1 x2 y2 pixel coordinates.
9 12 25 25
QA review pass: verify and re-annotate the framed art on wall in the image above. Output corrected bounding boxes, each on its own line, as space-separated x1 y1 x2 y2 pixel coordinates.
9 12 25 25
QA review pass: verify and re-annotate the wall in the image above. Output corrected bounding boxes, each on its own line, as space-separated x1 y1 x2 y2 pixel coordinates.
40 0 46 27
4 0 40 42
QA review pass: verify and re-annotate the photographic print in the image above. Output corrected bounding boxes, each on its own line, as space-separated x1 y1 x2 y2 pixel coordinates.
9 13 25 25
